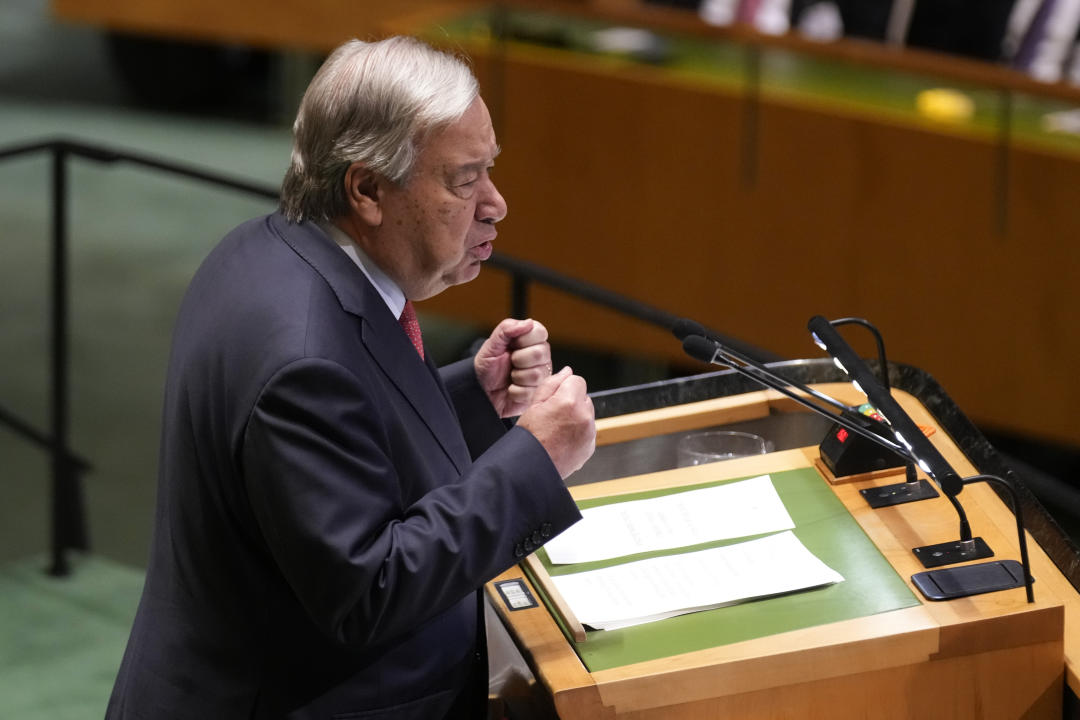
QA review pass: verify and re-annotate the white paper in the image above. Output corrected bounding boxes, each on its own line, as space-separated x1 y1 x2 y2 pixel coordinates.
549 530 843 631
544 475 794 565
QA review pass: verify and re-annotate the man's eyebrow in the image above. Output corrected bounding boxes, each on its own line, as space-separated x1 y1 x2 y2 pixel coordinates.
454 146 501 174
467 146 501 167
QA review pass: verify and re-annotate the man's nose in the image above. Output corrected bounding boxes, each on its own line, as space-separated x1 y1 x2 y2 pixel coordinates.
477 177 507 224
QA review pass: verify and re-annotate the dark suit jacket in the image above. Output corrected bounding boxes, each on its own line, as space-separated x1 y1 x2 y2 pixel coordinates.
106 213 581 719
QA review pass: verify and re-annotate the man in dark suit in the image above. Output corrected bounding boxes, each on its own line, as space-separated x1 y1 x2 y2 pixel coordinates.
106 36 595 719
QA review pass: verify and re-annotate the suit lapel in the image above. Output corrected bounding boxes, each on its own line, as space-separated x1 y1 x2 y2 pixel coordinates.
361 317 472 474
269 213 472 474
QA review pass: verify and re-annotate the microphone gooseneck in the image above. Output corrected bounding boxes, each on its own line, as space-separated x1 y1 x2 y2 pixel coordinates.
680 333 906 458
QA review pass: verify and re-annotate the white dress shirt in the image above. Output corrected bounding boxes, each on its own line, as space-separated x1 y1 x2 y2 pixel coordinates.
319 221 406 320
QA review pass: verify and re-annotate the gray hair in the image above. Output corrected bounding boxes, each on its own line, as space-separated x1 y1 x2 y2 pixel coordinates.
280 36 479 223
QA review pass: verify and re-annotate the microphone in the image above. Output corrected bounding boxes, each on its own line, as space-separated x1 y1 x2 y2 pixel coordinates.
681 332 909 461
679 332 720 361
681 319 941 480
672 318 784 364
807 316 962 496
678 322 858 417
806 315 1034 600
682 320 928 497
680 317 1034 602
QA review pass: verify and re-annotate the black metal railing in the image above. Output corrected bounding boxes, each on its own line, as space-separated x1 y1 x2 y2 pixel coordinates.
0 137 774 577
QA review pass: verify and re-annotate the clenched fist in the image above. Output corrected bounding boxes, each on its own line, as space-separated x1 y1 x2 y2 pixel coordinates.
516 367 596 479
474 318 552 418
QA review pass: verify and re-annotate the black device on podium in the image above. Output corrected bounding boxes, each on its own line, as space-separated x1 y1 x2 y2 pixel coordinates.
812 315 941 507
818 415 905 476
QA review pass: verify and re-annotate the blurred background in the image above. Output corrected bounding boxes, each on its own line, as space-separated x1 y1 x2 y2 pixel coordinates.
2 0 1080 716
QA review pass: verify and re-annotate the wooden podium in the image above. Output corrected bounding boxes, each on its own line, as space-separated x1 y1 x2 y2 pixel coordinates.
486 368 1069 719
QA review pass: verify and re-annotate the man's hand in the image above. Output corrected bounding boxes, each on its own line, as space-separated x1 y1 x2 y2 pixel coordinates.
517 367 596 479
474 318 552 418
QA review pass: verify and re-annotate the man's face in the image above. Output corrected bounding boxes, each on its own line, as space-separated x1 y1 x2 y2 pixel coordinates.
371 97 507 301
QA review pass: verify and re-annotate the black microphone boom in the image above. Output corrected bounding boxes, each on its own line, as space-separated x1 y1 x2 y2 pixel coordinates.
681 333 910 460
676 316 1034 603
676 319 860 418
804 315 1033 602
807 316 963 497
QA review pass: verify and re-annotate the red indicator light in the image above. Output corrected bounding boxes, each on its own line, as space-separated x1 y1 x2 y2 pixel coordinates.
836 428 849 443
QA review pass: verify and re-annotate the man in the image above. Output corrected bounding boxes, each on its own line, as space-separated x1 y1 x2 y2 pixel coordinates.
107 36 595 719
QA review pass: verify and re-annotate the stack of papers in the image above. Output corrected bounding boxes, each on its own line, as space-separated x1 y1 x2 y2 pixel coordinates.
542 476 844 631
544 475 795 565
551 530 844 630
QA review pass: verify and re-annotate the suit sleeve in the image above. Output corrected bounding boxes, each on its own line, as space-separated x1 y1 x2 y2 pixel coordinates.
241 357 581 648
439 356 508 459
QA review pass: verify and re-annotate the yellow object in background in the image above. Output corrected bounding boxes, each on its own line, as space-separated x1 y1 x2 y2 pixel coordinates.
915 88 975 123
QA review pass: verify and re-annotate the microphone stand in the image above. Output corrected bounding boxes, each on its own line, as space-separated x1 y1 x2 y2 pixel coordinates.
680 333 912 469
677 319 921 489
806 316 1034 603
818 317 937 508
677 317 1034 603
674 319 863 417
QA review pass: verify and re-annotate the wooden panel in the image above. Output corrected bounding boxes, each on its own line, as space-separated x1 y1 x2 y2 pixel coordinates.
428 38 1080 445
52 0 1080 443
50 0 480 50
594 391 772 446
609 641 1062 720
485 569 612 718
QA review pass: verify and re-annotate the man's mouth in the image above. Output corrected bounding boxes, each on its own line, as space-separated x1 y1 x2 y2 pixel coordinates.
468 239 494 261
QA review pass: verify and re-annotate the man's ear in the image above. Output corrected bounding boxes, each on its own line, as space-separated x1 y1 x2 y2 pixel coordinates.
343 162 382 226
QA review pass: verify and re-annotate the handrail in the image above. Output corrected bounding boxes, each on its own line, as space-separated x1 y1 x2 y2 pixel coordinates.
0 138 281 200
0 136 775 576
0 406 90 473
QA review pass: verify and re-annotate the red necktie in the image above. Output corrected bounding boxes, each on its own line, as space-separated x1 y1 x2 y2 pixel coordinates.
398 300 424 360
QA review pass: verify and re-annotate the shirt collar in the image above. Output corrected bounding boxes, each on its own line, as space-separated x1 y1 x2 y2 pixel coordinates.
319 221 406 320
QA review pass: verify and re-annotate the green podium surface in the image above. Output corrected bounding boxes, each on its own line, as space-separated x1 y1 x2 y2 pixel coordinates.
531 467 919 672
